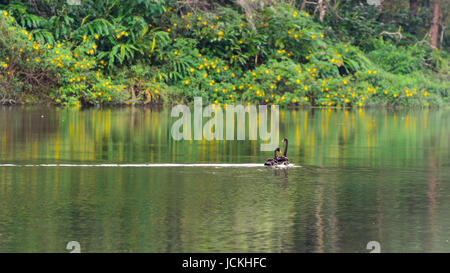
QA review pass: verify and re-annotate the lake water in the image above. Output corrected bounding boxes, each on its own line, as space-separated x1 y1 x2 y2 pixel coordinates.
0 106 449 253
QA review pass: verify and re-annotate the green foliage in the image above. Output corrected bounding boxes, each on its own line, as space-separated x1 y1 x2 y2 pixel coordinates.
0 1 448 107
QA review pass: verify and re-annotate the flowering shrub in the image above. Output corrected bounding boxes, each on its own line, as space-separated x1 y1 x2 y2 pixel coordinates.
0 2 448 107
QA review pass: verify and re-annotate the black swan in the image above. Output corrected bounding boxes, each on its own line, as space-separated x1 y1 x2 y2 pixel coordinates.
277 138 289 165
264 147 280 166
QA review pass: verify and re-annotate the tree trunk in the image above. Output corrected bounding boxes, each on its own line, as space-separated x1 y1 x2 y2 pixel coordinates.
300 0 307 11
131 86 136 104
319 0 328 22
430 0 441 49
377 0 384 15
409 0 418 16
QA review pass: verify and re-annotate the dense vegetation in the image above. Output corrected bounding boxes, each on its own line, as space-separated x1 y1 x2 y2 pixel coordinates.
0 0 448 107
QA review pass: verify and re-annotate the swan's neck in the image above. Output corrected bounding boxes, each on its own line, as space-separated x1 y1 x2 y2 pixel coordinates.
283 141 288 157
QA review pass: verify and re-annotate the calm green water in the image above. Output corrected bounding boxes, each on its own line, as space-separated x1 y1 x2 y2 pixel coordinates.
0 106 449 253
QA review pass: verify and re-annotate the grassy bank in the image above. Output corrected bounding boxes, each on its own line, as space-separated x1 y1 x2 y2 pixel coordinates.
0 1 448 107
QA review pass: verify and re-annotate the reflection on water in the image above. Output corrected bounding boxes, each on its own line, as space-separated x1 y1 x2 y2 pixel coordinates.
0 106 449 252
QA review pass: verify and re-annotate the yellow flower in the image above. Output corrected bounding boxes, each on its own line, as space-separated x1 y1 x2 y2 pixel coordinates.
218 31 224 36
184 80 189 85
424 92 428 97
94 34 99 39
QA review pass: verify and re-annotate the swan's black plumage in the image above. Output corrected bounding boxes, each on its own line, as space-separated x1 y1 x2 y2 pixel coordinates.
264 147 280 166
277 138 289 165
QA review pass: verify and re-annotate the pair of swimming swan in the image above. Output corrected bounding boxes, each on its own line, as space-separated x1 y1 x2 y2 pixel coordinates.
264 138 289 166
